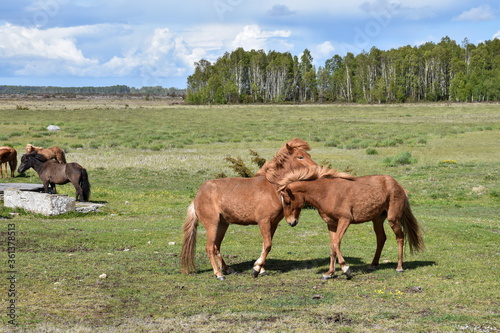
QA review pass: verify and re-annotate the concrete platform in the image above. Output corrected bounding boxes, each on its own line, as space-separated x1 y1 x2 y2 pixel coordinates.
0 183 45 194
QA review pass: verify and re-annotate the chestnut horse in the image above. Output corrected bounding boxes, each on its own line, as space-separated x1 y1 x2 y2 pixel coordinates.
279 167 424 279
26 144 66 164
181 138 319 280
0 146 17 178
18 152 90 202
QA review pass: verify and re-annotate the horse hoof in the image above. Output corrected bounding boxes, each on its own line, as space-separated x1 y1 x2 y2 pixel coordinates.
321 274 334 280
366 265 376 272
217 275 226 281
342 266 352 277
396 269 404 273
252 269 259 278
259 271 268 276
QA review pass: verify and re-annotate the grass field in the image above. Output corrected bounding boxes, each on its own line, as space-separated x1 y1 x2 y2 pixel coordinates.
1 100 499 332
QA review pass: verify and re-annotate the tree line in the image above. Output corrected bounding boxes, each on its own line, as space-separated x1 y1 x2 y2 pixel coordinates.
186 36 500 104
0 85 186 97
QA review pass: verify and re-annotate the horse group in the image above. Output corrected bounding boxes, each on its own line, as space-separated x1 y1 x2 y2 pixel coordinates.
181 138 424 281
0 144 90 202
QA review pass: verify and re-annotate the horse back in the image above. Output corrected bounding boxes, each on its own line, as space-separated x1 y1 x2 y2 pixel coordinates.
194 176 282 225
0 147 16 163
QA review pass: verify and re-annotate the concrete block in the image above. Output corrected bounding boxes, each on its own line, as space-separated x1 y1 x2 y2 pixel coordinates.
4 189 75 216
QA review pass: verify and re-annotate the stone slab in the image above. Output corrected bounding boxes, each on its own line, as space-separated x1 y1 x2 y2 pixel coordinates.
3 188 75 216
0 183 45 194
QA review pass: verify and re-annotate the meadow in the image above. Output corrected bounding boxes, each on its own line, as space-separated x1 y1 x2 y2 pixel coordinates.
0 99 499 332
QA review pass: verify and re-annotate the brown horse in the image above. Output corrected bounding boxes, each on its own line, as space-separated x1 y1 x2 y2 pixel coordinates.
0 146 17 178
181 138 319 280
279 167 424 279
18 152 90 202
26 144 66 164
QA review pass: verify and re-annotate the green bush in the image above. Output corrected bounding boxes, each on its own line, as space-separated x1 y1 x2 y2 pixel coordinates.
383 151 417 167
366 148 378 155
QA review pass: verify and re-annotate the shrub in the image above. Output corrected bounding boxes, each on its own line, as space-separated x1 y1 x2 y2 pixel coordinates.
366 148 378 155
383 151 417 167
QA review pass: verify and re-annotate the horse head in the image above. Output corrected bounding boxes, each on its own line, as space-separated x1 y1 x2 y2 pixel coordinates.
280 185 304 227
257 138 318 184
18 152 47 174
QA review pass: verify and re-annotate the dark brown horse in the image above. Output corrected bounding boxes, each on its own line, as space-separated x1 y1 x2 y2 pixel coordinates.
18 152 90 202
0 146 17 178
181 138 319 280
26 144 66 164
279 167 424 279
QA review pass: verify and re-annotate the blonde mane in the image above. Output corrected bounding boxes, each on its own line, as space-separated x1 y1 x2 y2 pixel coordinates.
277 166 354 191
255 138 312 182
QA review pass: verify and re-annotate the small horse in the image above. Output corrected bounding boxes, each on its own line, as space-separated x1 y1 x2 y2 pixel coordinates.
0 146 17 178
181 138 319 280
279 167 424 279
18 152 90 202
26 144 66 164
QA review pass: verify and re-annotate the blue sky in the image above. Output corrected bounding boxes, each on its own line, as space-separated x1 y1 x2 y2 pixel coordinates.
0 0 498 89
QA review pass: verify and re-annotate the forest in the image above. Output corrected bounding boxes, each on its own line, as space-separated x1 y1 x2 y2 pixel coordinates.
0 85 186 97
186 36 500 104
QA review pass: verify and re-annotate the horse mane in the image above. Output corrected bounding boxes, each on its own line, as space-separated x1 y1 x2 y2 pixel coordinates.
277 166 354 192
255 138 312 182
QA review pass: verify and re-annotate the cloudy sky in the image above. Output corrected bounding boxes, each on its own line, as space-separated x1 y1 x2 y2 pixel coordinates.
1 0 499 88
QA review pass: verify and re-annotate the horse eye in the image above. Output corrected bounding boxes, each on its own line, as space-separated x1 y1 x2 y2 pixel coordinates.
298 156 303 160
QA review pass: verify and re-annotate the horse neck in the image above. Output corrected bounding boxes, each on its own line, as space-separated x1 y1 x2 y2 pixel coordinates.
29 158 45 174
294 181 329 209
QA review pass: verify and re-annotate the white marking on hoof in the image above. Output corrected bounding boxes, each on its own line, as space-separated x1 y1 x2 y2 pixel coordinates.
217 275 226 281
396 268 404 273
342 266 351 277
321 274 335 280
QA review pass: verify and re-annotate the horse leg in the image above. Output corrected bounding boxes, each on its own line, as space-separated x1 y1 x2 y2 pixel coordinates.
205 224 226 280
367 215 387 271
252 221 276 277
43 181 50 193
324 219 351 279
387 214 405 272
214 221 233 275
322 223 338 279
256 221 279 277
51 183 57 194
0 162 4 178
70 179 83 201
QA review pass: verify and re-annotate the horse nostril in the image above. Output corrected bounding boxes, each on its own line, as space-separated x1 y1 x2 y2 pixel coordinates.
288 219 298 227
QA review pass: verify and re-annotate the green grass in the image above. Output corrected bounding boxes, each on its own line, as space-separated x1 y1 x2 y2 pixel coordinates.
0 100 499 332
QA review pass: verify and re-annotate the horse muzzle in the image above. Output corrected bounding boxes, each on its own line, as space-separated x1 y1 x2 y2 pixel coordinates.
287 219 298 227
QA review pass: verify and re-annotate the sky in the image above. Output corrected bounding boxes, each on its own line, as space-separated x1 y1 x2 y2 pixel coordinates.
0 0 499 89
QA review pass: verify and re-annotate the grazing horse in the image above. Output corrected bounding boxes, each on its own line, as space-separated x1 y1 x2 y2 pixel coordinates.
181 138 319 280
18 152 90 202
279 167 424 279
0 146 17 178
26 144 66 164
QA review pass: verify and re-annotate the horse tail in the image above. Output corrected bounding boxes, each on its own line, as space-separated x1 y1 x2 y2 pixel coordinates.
80 168 91 202
10 149 17 176
59 150 67 164
181 202 198 274
401 195 424 254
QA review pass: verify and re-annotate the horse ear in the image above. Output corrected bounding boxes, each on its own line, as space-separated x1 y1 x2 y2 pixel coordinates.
285 187 295 200
285 143 294 154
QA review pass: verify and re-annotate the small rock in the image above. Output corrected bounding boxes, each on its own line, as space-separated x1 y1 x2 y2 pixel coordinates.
125 201 130 205
99 273 107 279
312 294 324 299
47 125 61 131
168 242 176 246
405 286 422 293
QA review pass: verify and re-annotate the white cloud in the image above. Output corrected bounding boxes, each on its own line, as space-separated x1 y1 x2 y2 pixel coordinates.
314 41 335 59
494 30 500 40
452 5 495 22
231 24 291 51
0 23 96 64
